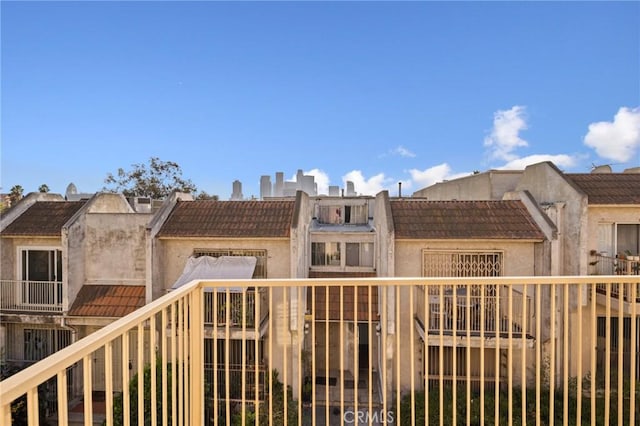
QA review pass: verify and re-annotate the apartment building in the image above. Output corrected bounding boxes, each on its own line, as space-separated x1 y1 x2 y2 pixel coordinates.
413 160 640 383
9 168 630 421
0 192 152 419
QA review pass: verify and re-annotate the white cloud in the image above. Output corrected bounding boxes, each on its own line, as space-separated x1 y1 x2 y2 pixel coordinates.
408 163 453 188
342 170 393 196
484 105 529 161
379 145 417 159
392 145 416 158
498 154 578 170
584 107 640 163
304 169 330 195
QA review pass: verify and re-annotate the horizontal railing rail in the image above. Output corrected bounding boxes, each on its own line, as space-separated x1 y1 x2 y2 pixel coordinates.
0 280 63 313
1 275 639 425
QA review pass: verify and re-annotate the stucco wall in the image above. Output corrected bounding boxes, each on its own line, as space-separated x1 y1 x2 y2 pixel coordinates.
83 213 149 284
517 162 587 275
156 238 291 293
586 206 640 256
65 207 86 310
394 240 536 277
393 240 537 392
0 236 61 281
412 171 522 200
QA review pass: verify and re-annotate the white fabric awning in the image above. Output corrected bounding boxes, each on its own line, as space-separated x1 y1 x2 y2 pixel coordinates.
170 256 257 292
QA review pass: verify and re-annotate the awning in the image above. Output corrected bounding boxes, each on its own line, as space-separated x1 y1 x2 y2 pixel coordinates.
170 256 257 292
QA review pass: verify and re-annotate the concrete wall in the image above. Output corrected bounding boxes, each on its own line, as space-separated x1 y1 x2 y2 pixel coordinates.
394 240 536 277
156 238 291 292
516 162 587 275
0 236 61 281
292 191 313 279
412 171 522 200
83 213 149 284
586 206 640 256
64 193 148 308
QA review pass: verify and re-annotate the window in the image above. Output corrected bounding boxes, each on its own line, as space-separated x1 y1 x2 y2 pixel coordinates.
20 248 62 282
346 242 374 267
422 251 502 278
24 328 72 362
311 242 341 266
19 248 63 305
597 223 640 257
317 204 368 225
193 249 267 278
617 224 640 256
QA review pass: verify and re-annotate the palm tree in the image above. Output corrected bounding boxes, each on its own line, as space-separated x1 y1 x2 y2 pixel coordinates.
9 185 24 205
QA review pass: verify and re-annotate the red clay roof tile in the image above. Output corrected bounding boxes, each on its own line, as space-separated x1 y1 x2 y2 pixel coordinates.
1 201 85 236
68 285 145 317
565 173 640 204
390 200 545 240
157 200 295 238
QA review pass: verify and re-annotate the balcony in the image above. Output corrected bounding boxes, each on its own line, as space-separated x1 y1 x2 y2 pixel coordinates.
1 276 640 425
416 285 532 338
0 280 63 313
591 253 640 304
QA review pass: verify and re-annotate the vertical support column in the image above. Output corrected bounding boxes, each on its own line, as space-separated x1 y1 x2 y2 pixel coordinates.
190 287 204 426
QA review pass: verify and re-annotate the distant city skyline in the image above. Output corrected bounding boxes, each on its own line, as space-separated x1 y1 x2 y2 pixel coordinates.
2 1 639 198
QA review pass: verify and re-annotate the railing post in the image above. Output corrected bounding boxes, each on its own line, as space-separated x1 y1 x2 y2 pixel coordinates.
189 285 204 425
1 403 11 426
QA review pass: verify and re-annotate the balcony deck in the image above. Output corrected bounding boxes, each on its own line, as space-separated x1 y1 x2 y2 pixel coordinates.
1 275 639 425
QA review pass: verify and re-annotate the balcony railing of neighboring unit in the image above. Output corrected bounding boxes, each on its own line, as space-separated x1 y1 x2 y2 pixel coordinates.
591 253 640 302
419 285 532 337
591 252 640 276
0 280 63 313
203 289 267 328
2 276 640 425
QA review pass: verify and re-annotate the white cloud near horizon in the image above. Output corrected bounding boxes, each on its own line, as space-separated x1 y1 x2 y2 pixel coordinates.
408 163 462 189
498 154 578 170
342 170 393 196
304 169 330 195
484 105 529 161
583 107 640 163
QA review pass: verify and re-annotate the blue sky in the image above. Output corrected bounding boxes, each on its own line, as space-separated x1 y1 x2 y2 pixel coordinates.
2 1 639 199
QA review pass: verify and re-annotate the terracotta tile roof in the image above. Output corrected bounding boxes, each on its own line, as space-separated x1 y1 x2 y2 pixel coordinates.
157 200 295 238
390 200 545 240
68 285 145 317
1 201 85 236
565 173 640 205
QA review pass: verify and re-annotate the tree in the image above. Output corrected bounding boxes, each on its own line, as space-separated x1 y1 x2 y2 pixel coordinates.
195 191 219 201
103 157 198 199
38 184 50 193
9 185 24 205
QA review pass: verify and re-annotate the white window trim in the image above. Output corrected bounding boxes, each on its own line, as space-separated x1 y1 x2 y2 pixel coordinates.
310 240 376 271
16 245 63 282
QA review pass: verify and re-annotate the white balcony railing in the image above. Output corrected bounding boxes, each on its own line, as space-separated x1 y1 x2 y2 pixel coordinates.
1 276 640 425
0 280 63 313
